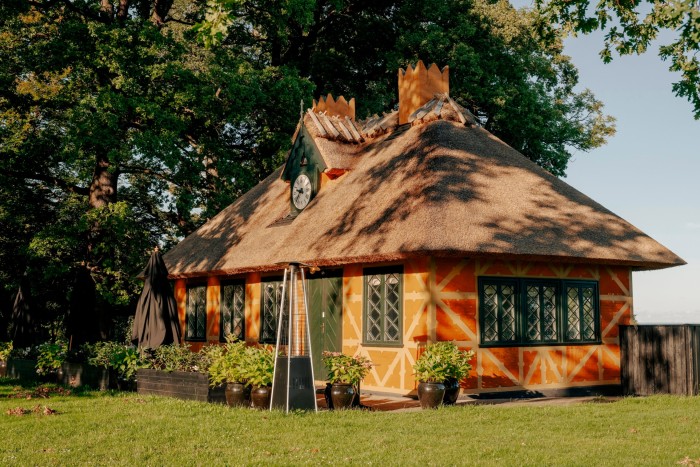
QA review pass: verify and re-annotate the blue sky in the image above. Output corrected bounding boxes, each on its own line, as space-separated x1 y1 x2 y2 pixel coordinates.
529 24 700 323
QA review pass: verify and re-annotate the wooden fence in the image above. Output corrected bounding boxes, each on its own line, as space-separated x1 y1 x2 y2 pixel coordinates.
620 325 700 396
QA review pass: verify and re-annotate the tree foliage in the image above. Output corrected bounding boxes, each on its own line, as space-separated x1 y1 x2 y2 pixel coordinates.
0 0 613 337
535 0 700 119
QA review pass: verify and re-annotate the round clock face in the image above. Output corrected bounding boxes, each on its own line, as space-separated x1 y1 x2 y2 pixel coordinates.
292 173 312 210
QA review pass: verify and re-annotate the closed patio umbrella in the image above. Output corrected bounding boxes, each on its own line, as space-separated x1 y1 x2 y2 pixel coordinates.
10 275 35 348
132 248 181 349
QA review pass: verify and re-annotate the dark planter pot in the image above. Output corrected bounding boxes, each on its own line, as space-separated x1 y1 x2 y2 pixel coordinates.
0 360 6 378
136 369 225 403
443 378 461 405
330 383 356 410
250 385 271 410
225 382 252 408
417 381 446 409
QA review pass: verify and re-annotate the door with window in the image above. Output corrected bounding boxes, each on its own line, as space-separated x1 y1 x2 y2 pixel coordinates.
308 270 343 380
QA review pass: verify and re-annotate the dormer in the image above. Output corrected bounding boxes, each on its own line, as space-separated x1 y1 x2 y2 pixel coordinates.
281 123 326 215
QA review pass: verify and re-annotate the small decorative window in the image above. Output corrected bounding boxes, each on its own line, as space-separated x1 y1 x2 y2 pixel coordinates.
186 284 207 341
363 267 403 345
479 278 599 346
481 279 518 344
220 282 245 342
565 282 598 342
260 279 284 344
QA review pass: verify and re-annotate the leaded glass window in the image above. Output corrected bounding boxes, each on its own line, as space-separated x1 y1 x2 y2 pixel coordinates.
220 282 245 342
525 283 558 343
481 280 517 344
363 267 403 345
479 278 599 346
260 279 284 344
186 284 207 341
565 283 598 342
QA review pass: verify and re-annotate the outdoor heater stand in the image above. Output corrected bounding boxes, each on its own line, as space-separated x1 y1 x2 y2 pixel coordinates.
270 262 318 412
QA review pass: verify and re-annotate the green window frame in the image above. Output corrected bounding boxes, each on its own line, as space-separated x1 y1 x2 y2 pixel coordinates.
260 278 284 344
185 284 207 342
479 277 599 347
363 266 403 346
220 281 245 342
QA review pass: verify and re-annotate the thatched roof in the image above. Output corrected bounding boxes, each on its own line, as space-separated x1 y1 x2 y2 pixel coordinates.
164 103 684 278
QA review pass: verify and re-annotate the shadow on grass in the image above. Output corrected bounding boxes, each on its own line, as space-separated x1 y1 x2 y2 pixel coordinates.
0 378 135 399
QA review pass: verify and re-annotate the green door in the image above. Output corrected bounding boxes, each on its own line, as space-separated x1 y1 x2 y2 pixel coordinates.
308 270 343 380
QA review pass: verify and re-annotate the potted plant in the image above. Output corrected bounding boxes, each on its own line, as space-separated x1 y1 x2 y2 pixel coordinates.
438 342 475 405
322 351 373 410
240 345 274 409
0 341 12 377
413 341 474 409
207 337 250 407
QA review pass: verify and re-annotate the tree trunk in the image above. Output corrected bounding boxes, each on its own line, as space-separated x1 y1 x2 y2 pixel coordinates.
89 155 118 208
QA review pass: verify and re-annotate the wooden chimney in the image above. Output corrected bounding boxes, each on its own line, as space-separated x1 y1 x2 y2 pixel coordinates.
398 61 449 125
312 94 356 121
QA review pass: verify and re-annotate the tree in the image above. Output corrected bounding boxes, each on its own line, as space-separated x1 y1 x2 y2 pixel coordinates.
201 0 615 176
535 0 700 119
0 0 311 332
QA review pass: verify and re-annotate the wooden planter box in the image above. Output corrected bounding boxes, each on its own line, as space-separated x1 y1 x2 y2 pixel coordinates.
6 358 39 382
136 369 225 403
60 362 116 390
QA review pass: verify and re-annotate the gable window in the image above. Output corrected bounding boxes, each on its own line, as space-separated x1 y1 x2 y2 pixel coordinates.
479 278 599 346
260 278 284 344
363 266 403 346
220 282 245 342
186 284 207 341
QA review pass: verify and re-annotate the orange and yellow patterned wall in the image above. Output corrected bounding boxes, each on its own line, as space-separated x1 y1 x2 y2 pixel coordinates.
343 258 632 395
173 258 631 395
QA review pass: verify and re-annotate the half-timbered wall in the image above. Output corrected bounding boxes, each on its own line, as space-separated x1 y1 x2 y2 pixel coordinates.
343 258 632 395
173 258 631 395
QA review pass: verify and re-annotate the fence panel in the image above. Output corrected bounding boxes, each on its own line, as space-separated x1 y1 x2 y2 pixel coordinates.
620 325 700 396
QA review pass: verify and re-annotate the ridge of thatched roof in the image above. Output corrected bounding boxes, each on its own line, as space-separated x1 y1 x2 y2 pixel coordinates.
164 116 684 278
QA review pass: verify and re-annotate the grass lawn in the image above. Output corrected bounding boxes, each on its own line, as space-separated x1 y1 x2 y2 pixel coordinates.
1 379 699 466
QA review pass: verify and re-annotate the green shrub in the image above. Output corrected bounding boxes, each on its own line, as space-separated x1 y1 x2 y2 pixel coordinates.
148 343 206 373
36 341 68 375
0 342 12 361
321 351 373 386
240 345 274 387
206 337 248 387
84 342 141 381
413 341 474 383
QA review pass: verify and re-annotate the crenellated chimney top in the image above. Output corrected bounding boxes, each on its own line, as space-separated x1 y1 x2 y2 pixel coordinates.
398 61 449 125
313 94 356 121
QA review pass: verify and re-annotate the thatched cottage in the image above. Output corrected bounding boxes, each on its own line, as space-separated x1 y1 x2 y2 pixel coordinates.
164 62 684 396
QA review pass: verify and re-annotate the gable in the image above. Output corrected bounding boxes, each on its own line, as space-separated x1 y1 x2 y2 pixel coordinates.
281 124 327 183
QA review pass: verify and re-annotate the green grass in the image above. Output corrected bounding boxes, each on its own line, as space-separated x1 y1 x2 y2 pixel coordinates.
1 379 699 466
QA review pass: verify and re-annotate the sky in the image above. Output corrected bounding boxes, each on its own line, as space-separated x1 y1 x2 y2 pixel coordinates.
516 16 700 323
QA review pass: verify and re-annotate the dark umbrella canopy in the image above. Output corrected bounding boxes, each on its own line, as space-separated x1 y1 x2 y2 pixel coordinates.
132 249 181 349
0 287 10 341
11 276 35 348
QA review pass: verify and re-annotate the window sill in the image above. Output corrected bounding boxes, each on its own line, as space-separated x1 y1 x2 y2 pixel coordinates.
479 340 602 348
361 342 403 348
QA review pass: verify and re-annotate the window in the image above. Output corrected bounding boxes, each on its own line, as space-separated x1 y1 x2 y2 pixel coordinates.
363 267 403 345
479 278 599 346
260 279 284 344
186 284 207 341
220 282 245 342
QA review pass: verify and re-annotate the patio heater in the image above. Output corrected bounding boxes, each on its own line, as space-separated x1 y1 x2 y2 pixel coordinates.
270 262 318 412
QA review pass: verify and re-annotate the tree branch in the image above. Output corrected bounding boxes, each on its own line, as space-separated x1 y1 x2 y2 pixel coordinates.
1 168 89 196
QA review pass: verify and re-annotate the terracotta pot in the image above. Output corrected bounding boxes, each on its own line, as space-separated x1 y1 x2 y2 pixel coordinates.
417 381 445 409
330 383 355 410
443 378 461 405
250 385 271 410
225 382 252 408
